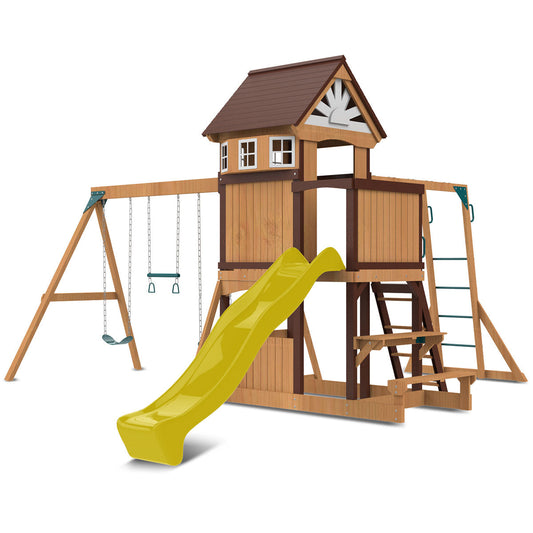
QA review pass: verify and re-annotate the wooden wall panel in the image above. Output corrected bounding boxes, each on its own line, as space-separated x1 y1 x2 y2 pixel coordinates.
225 180 293 262
357 190 420 264
238 336 294 393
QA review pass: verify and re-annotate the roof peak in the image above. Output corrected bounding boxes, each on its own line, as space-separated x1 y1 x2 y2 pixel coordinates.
248 55 345 75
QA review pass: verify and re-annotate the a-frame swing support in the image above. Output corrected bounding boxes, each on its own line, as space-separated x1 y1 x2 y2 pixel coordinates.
5 178 219 381
372 175 527 383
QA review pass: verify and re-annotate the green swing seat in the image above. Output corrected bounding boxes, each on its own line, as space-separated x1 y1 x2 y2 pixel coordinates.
102 334 133 346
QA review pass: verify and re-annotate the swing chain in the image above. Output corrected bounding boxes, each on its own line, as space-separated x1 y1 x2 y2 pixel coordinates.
102 203 108 335
173 194 180 294
128 197 133 333
197 193 202 341
147 196 154 293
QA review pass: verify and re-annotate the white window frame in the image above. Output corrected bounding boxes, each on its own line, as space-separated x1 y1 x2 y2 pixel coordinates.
269 136 295 168
238 138 257 170
220 142 228 173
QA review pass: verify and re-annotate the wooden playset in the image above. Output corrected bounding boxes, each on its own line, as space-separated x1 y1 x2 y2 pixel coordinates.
6 55 526 427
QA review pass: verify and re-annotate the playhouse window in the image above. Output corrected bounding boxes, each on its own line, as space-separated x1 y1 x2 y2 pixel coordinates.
270 136 295 167
220 142 228 172
239 139 257 169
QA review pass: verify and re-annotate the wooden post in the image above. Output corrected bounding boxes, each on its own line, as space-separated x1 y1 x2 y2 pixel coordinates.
359 283 371 398
301 140 317 261
421 192 444 365
461 192 485 378
411 284 423 391
5 205 96 381
288 304 304 394
346 180 358 400
346 283 358 400
95 202 141 370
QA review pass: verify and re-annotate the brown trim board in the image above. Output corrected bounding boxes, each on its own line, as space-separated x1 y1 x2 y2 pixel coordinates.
219 169 300 185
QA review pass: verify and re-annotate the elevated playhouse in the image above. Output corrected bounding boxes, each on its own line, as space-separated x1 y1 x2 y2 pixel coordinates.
6 56 526 462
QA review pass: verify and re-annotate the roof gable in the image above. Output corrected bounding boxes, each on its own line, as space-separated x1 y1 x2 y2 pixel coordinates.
202 55 386 140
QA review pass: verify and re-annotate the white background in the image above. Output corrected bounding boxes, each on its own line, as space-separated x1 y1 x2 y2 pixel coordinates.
1 1 531 531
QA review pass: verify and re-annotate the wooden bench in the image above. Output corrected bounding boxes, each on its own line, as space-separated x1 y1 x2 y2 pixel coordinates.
353 331 445 367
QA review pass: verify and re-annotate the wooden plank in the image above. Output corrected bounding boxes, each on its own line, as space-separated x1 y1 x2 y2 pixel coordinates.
461 190 485 378
91 178 218 199
317 269 424 282
282 337 293 393
372 175 467 193
95 203 141 370
48 292 118 301
354 331 444 347
253 183 261 261
5 205 96 381
196 281 222 352
303 314 322 381
478 302 527 381
388 370 476 395
282 180 293 251
227 388 401 423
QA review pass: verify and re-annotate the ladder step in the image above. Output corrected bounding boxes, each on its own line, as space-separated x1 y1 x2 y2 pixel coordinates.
439 314 473 319
392 352 433 358
377 297 412 302
422 381 441 387
436 286 470 290
384 325 412 330
433 257 467 261
442 343 476 348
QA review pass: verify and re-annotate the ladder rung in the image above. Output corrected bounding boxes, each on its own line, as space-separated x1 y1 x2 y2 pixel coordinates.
439 314 473 319
433 257 467 261
442 343 476 348
384 325 412 330
377 297 412 302
422 381 441 387
436 286 470 290
391 352 433 358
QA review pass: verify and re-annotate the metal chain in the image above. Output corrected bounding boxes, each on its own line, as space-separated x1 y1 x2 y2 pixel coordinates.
102 204 108 335
147 196 152 288
197 193 203 342
127 197 132 333
176 194 181 275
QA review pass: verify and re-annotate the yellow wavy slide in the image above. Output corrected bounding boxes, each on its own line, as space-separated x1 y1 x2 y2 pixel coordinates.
117 247 345 465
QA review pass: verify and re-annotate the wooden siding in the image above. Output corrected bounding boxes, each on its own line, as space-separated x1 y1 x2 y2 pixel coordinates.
225 180 293 262
237 336 294 393
357 190 420 263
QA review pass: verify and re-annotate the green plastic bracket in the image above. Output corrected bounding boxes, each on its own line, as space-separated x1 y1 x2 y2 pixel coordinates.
453 186 469 210
84 190 105 213
415 336 426 344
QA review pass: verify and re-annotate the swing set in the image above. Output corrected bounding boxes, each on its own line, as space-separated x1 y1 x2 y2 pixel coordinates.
5 180 213 379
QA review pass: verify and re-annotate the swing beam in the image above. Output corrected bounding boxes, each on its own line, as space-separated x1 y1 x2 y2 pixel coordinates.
91 178 218 199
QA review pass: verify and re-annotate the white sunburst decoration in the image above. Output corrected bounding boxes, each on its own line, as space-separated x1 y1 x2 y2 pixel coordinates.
305 78 371 133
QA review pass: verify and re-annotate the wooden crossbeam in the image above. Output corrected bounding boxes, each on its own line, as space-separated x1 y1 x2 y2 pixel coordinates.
47 292 118 302
91 178 218 200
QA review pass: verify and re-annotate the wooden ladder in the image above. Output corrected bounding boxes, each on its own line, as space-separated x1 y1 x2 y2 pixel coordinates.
372 281 448 392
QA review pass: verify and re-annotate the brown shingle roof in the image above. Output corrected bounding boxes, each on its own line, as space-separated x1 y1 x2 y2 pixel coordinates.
202 55 386 138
